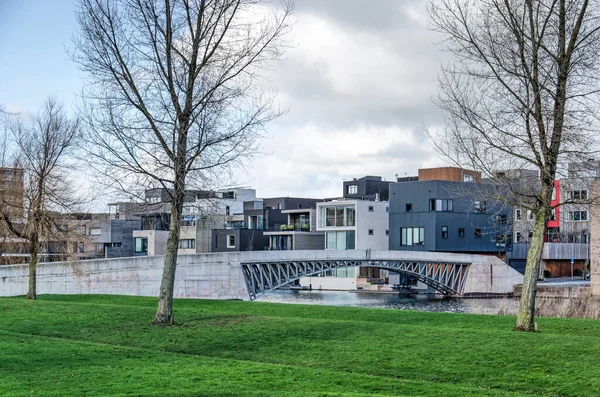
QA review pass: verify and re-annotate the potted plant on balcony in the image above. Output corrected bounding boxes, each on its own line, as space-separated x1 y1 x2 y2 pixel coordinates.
280 224 288 231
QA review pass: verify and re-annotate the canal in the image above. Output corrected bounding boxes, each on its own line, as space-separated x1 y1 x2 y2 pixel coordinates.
256 290 519 315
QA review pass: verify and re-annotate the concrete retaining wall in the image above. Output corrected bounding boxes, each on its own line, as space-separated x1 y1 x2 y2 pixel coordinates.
0 250 524 300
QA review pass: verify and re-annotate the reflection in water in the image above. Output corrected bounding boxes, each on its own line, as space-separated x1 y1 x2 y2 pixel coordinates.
256 290 519 315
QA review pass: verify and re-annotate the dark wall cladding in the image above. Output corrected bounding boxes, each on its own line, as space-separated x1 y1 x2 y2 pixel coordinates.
388 180 511 253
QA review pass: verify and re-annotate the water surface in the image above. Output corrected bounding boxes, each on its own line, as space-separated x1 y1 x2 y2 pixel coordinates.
256 290 518 315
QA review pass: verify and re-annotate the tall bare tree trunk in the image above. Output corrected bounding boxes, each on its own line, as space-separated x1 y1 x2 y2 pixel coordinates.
27 234 38 300
154 168 185 324
515 187 551 331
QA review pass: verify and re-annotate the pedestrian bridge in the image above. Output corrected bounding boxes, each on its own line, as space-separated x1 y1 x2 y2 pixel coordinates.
241 256 470 300
0 250 524 300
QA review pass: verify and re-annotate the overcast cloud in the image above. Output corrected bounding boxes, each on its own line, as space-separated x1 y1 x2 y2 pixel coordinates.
0 1 449 202
245 0 447 199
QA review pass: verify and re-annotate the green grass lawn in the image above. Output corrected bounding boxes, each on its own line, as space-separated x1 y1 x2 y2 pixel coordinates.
1 295 599 396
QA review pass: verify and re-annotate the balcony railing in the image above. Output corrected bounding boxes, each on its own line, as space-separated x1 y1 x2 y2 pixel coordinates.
510 243 589 260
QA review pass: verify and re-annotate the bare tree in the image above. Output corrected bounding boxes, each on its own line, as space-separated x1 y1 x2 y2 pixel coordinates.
428 0 600 331
0 98 80 299
73 0 293 324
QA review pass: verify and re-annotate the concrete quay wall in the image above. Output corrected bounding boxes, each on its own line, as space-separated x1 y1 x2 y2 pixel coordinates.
0 250 523 299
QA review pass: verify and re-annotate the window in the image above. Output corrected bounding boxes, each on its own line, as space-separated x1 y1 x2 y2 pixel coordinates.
89 227 101 236
79 242 85 253
528 210 534 221
109 242 122 248
569 190 588 200
429 199 453 212
320 206 356 227
72 242 78 253
550 208 557 221
346 207 355 226
277 203 282 210
568 211 588 221
496 215 507 224
386 230 389 236
75 226 86 235
464 174 475 182
474 201 486 213
441 226 448 239
368 229 374 236
528 231 534 240
474 228 482 238
325 231 355 250
178 239 196 249
569 233 589 243
227 235 236 248
515 209 522 221
347 185 358 195
406 203 412 212
400 227 425 246
386 207 389 213
336 207 345 227
134 237 148 254
225 206 230 216
516 232 523 243
458 228 465 238
368 206 374 212
495 235 508 246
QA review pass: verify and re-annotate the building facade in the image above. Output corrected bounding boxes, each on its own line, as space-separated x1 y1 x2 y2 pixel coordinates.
388 180 511 255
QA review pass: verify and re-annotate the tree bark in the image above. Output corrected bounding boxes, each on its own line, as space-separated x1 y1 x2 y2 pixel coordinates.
514 200 550 331
153 169 185 325
26 235 38 300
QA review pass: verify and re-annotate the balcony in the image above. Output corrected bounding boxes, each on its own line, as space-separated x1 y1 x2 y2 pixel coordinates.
280 223 310 232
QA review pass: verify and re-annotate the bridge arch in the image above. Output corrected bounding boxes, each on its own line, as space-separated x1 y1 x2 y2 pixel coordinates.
241 259 470 300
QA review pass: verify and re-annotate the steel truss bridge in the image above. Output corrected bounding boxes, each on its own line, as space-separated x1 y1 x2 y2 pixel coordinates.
241 259 471 300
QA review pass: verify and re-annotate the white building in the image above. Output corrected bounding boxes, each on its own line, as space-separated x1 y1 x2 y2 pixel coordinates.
298 200 389 290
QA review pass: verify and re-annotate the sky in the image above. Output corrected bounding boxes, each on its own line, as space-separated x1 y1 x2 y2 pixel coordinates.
0 0 447 201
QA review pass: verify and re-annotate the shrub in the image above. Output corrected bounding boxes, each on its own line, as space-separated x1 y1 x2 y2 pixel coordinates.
574 268 584 277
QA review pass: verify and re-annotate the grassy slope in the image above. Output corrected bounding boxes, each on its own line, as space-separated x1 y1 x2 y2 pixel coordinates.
1 295 599 396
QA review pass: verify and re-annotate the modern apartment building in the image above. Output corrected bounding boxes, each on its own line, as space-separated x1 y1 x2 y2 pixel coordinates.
343 175 393 201
388 179 511 255
300 199 389 290
211 197 323 253
264 208 324 250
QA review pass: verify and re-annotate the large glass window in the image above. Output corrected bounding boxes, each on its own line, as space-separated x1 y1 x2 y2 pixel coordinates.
345 207 356 226
326 207 335 226
320 205 356 227
400 227 424 246
178 239 196 249
134 237 148 254
429 199 453 212
325 231 355 250
336 231 346 249
335 207 345 227
569 190 588 200
347 185 358 194
568 211 588 221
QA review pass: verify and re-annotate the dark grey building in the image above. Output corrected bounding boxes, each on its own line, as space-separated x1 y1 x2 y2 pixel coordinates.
388 180 512 254
211 197 324 252
211 229 270 252
103 220 142 258
343 176 392 201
